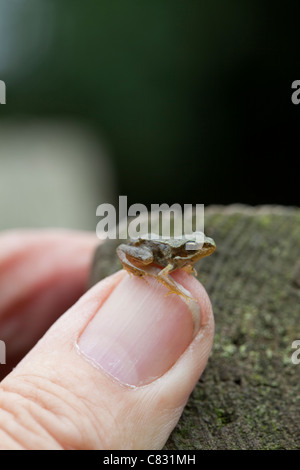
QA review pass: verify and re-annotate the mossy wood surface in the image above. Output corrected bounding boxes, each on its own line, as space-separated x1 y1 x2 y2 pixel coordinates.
165 205 300 450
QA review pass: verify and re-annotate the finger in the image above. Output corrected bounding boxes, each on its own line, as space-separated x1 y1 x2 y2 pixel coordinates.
0 230 98 373
0 269 214 449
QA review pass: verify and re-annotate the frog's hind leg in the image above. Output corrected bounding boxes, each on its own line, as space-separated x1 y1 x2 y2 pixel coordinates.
156 264 193 301
116 244 153 279
156 264 200 336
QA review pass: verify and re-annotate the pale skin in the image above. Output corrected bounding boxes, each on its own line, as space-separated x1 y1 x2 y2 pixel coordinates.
0 231 214 449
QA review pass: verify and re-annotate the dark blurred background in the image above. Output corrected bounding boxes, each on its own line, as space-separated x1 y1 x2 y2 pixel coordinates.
0 0 299 230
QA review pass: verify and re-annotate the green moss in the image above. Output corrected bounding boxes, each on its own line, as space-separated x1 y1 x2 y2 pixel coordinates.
214 407 233 427
255 213 273 227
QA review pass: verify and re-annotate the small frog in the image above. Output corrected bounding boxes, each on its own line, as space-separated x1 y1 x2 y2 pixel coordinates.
116 232 216 301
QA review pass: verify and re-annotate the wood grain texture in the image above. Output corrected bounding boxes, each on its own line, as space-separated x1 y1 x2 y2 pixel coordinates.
165 205 300 450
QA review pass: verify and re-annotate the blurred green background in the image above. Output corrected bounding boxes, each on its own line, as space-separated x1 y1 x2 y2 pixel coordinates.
0 0 299 229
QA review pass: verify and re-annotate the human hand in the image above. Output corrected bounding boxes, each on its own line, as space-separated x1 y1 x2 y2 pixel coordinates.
0 230 214 449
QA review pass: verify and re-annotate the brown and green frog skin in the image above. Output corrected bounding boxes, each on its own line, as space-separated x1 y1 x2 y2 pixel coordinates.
89 232 216 301
116 233 216 300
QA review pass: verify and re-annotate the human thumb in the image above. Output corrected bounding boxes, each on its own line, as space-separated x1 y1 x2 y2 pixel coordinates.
0 269 214 449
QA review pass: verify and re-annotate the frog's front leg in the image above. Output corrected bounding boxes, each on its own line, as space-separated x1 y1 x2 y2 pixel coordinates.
116 244 153 277
182 264 198 277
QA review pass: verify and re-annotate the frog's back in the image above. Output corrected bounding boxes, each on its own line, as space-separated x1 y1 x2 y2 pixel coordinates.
138 234 187 248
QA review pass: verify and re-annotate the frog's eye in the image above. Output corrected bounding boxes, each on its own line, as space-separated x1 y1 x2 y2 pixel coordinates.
185 241 199 251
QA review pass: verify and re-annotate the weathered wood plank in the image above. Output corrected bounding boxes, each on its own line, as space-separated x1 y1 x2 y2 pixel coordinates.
90 205 300 449
165 205 300 449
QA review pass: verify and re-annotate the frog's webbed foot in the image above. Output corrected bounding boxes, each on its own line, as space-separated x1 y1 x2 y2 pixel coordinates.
182 264 198 277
